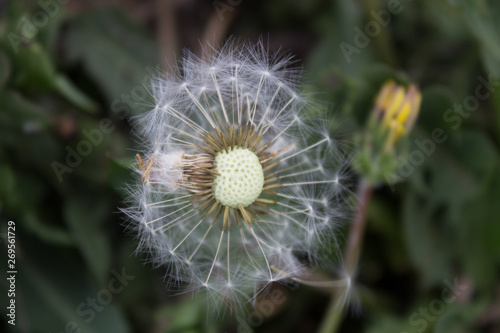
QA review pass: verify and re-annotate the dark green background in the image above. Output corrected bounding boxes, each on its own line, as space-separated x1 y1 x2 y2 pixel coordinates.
1 0 499 332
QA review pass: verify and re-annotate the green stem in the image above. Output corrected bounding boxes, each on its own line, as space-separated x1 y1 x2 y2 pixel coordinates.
318 179 373 333
345 180 373 274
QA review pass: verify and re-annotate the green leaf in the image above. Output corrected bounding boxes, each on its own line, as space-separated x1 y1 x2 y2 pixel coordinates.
6 40 57 91
53 74 98 114
0 49 11 87
0 89 51 132
403 129 499 291
457 164 500 289
490 80 500 143
63 8 157 115
402 191 454 288
409 131 498 219
64 194 111 286
0 164 73 246
456 0 500 79
417 86 455 133
108 157 134 199
1 233 131 333
23 210 74 247
434 300 487 333
306 0 374 78
365 312 416 333
155 298 203 333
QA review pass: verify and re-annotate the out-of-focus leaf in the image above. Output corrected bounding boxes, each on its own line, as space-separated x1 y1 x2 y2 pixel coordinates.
0 49 11 87
5 40 56 91
365 312 416 333
490 80 500 143
108 157 133 199
4 40 97 112
115 242 159 330
434 301 486 333
458 165 500 289
0 90 50 132
155 298 203 333
403 191 454 288
0 164 73 246
404 130 498 287
1 1 97 113
409 131 498 220
64 194 111 286
58 118 130 186
0 90 64 186
417 86 455 133
456 0 500 79
53 74 98 113
23 210 74 246
367 195 408 270
0 164 16 203
421 1 465 40
307 0 373 79
3 232 131 333
64 8 157 115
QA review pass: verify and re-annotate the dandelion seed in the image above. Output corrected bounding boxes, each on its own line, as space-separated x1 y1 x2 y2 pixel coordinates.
123 40 348 313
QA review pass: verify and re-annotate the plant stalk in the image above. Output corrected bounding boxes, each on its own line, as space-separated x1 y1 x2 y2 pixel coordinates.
318 179 373 333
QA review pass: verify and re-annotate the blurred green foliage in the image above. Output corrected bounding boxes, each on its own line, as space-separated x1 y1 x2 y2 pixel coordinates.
0 0 499 332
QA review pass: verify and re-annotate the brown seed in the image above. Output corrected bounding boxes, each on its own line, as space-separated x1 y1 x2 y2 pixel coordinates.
212 203 223 224
192 193 213 204
255 142 271 155
197 198 215 211
255 198 276 204
204 201 220 219
195 145 217 155
223 206 230 229
239 205 253 225
262 161 280 173
263 184 282 191
234 209 242 227
264 177 278 184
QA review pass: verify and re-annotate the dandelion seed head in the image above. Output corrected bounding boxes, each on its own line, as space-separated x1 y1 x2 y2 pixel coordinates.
122 40 348 314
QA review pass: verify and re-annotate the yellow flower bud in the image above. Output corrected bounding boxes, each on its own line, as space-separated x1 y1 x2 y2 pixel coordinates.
372 80 422 151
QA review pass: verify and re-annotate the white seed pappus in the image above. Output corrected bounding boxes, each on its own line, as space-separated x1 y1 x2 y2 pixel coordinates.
122 40 349 313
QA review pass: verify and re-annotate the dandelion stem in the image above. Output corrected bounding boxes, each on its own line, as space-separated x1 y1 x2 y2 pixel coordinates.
345 179 373 274
318 179 373 333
